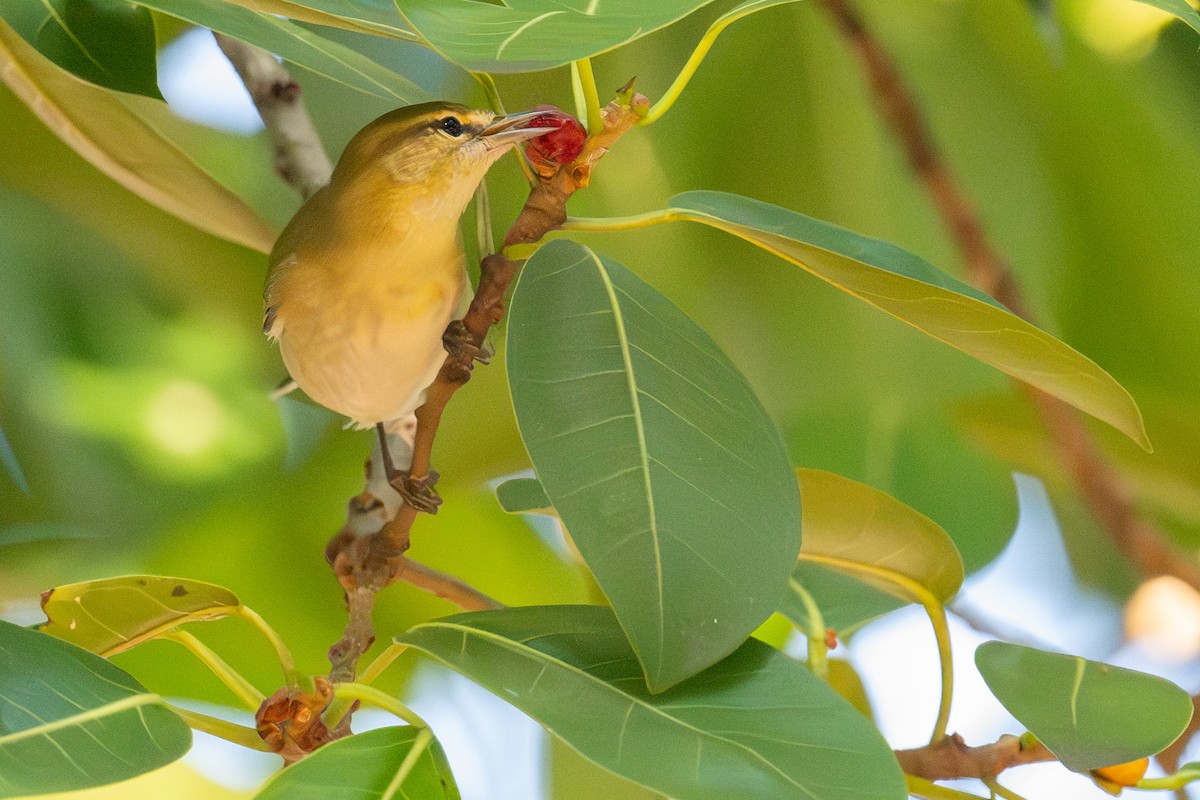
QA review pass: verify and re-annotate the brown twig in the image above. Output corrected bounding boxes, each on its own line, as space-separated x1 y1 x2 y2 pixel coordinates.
820 0 1200 592
896 733 1055 781
213 33 332 199
214 45 546 753
321 86 650 685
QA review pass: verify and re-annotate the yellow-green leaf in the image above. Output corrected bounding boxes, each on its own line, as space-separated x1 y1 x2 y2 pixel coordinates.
665 191 1150 450
39 575 241 656
0 18 277 253
782 469 963 634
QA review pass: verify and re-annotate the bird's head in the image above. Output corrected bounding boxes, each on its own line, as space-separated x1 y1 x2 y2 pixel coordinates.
332 102 552 205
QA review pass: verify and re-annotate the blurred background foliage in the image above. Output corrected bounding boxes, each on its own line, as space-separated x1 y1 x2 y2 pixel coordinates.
2 0 1199 789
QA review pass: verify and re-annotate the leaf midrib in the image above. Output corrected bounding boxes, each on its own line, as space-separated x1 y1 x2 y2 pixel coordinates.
587 251 666 673
0 692 164 746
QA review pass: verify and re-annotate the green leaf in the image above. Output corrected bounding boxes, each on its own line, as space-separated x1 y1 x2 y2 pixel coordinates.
39 575 241 656
665 191 1150 450
495 476 551 513
0 18 277 253
0 421 28 493
506 240 801 692
129 0 430 102
712 0 803 26
1128 0 1200 35
399 605 906 800
3 0 162 98
0 620 192 797
549 737 665 800
784 562 900 638
252 726 459 800
396 0 717 73
975 641 1193 772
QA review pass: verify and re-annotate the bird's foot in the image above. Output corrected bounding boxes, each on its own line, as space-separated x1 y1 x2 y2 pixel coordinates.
390 470 443 514
443 320 490 365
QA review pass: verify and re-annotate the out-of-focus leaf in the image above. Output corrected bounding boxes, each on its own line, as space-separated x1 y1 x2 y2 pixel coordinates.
1128 0 1200 35
662 191 1150 450
130 0 429 102
19 0 162 97
0 523 102 547
975 641 1193 772
0 620 192 797
507 239 801 692
253 726 459 800
400 605 906 800
0 421 28 493
39 575 241 655
781 469 963 635
222 0 416 38
495 476 551 514
275 394 336 471
396 0 717 73
0 18 277 253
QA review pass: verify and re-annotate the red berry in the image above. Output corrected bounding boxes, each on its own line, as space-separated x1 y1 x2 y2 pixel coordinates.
524 106 587 169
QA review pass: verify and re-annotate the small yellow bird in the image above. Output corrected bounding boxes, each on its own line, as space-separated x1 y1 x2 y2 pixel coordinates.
264 102 548 501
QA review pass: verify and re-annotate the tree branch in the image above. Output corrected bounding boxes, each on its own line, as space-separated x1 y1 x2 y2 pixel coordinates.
321 85 650 685
213 34 332 199
897 733 1056 782
216 39 518 750
819 0 1200 591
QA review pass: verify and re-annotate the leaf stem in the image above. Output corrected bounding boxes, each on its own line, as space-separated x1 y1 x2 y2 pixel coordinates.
168 704 274 752
359 643 409 686
562 209 682 231
1138 765 1200 790
800 553 954 743
787 579 829 680
905 775 987 800
982 778 1029 800
640 4 789 126
332 681 427 729
574 58 604 135
161 630 264 710
235 606 301 692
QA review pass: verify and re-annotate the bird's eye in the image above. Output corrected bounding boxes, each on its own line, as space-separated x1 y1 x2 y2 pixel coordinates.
439 116 464 137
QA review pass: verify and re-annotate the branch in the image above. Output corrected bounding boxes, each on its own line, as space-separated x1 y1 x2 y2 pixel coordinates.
216 39 503 749
819 0 1200 591
322 85 650 684
213 34 332 199
897 733 1055 782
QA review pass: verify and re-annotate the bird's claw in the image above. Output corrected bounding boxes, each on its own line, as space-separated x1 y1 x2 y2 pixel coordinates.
390 470 443 514
443 320 490 365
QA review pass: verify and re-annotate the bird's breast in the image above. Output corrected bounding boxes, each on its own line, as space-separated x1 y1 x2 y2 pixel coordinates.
270 233 467 426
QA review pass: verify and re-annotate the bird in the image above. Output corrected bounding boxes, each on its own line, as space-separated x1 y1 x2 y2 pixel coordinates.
264 102 550 508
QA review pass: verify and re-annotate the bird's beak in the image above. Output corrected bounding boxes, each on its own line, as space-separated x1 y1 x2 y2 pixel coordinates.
480 111 556 150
